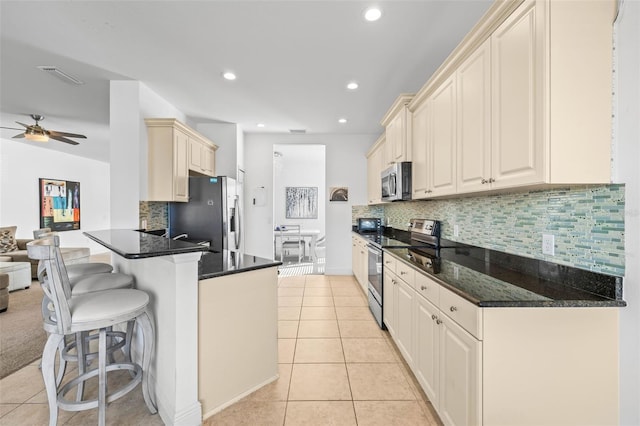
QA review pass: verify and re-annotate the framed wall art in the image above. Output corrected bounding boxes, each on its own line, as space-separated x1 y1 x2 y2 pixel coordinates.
39 178 81 231
285 187 318 219
329 186 348 202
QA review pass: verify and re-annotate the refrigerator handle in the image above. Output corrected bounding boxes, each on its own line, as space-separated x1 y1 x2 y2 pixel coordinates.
234 195 241 250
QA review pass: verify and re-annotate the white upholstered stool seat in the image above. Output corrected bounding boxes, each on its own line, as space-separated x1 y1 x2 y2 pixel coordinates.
65 262 113 282
28 237 156 426
70 272 133 296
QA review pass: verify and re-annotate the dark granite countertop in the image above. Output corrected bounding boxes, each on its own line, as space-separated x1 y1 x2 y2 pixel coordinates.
385 242 626 308
84 229 281 279
84 229 209 259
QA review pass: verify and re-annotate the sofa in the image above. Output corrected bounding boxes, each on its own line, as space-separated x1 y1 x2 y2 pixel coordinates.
0 226 91 279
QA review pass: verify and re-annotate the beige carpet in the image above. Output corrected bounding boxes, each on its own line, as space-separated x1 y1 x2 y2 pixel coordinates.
0 280 46 379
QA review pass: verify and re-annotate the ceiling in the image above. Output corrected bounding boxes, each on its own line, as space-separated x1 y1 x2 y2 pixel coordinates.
0 1 492 163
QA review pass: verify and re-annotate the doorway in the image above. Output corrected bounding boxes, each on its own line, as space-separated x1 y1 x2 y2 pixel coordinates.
273 144 326 276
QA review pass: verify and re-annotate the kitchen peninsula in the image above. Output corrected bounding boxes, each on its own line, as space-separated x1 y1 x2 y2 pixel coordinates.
84 229 281 425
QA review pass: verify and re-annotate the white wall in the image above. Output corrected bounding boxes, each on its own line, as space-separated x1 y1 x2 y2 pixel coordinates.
274 144 325 237
244 133 375 274
613 1 640 423
197 123 239 179
0 139 110 252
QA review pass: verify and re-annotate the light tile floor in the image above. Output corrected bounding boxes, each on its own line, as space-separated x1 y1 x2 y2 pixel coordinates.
0 274 442 425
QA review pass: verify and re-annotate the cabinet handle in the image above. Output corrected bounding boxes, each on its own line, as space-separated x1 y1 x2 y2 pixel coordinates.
400 271 407 275
481 178 488 184
436 318 442 325
450 306 457 312
420 285 427 291
385 261 391 264
489 178 495 183
431 314 437 320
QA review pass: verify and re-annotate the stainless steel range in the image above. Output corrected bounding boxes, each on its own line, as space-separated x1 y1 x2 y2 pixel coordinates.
366 219 441 329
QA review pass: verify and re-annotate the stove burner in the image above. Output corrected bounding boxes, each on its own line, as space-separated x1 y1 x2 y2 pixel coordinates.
406 247 441 273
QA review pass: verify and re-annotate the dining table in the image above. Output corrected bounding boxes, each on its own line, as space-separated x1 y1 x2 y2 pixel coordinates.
274 228 321 271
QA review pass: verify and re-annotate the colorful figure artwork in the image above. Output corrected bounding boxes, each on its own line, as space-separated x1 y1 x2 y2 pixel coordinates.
39 178 81 231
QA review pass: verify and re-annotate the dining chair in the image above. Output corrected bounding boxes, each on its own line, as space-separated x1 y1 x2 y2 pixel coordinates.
279 224 305 263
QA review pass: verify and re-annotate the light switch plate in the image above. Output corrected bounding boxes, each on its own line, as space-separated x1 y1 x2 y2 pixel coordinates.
454 224 459 237
542 234 555 256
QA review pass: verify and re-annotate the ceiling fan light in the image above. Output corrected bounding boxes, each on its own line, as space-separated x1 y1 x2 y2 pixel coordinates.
25 133 49 142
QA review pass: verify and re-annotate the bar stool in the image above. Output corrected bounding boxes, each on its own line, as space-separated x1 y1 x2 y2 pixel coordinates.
28 237 157 426
34 230 114 281
34 236 135 389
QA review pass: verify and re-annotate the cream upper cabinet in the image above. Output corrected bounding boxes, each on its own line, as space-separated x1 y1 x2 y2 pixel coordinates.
457 39 492 193
490 0 543 188
366 134 385 205
406 0 614 198
146 118 218 202
188 136 217 177
411 100 431 199
430 75 457 197
146 119 190 202
381 94 414 167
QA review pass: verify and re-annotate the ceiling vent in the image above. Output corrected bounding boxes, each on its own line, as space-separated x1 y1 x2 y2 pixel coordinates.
289 129 306 134
37 66 84 85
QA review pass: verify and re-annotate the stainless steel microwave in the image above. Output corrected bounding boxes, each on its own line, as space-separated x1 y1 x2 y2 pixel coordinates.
381 162 412 201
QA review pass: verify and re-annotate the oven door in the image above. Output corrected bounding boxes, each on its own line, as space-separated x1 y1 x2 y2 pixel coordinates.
367 243 384 328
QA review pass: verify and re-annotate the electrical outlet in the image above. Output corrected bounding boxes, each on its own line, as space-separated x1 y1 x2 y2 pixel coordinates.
542 234 555 256
454 224 460 238
454 266 460 280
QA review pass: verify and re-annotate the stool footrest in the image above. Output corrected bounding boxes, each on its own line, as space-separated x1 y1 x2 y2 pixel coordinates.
57 362 142 411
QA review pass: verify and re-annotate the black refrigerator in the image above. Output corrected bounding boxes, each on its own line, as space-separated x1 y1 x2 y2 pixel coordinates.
169 176 241 253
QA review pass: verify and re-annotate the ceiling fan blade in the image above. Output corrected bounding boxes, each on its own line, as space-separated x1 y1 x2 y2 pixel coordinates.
15 121 31 129
49 134 79 145
12 133 25 139
48 130 87 139
0 126 24 131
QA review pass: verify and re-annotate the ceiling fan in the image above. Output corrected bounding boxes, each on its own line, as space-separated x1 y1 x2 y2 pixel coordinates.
0 114 86 145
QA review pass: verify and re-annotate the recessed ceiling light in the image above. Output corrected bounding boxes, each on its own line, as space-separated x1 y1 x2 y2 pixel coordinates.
338 118 347 124
364 7 382 22
347 82 359 90
222 71 236 80
257 123 265 128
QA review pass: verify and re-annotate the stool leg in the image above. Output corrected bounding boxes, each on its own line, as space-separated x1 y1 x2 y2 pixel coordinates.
42 333 64 426
138 311 157 413
75 332 86 401
98 328 107 426
54 335 67 387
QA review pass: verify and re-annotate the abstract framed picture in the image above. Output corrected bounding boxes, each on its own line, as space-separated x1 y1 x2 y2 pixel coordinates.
285 187 318 219
329 187 349 202
39 178 81 231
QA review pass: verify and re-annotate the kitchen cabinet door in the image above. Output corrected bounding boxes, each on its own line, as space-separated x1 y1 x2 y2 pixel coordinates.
173 129 189 202
430 75 457 197
457 39 492 193
411 100 430 199
367 136 384 205
414 294 440 407
382 268 396 337
439 313 482 426
491 0 544 189
395 278 415 368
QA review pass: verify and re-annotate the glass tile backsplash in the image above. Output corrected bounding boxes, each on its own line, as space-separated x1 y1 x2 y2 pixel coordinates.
139 201 168 231
354 185 625 276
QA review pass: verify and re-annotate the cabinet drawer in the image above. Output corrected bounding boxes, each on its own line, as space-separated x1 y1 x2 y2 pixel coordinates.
383 253 397 274
439 286 482 339
414 273 440 306
396 262 415 286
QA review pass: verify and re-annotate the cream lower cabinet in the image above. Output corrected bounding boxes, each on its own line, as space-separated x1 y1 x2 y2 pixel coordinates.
351 234 368 293
383 257 415 366
384 253 619 426
413 274 481 426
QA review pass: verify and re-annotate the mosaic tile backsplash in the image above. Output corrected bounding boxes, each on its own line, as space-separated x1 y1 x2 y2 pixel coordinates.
355 185 625 276
139 201 168 231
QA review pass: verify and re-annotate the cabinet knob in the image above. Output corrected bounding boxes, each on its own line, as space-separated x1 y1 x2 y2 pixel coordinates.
421 285 427 291
450 306 457 312
400 271 407 275
481 178 488 184
489 178 495 183
431 314 437 320
436 319 443 325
